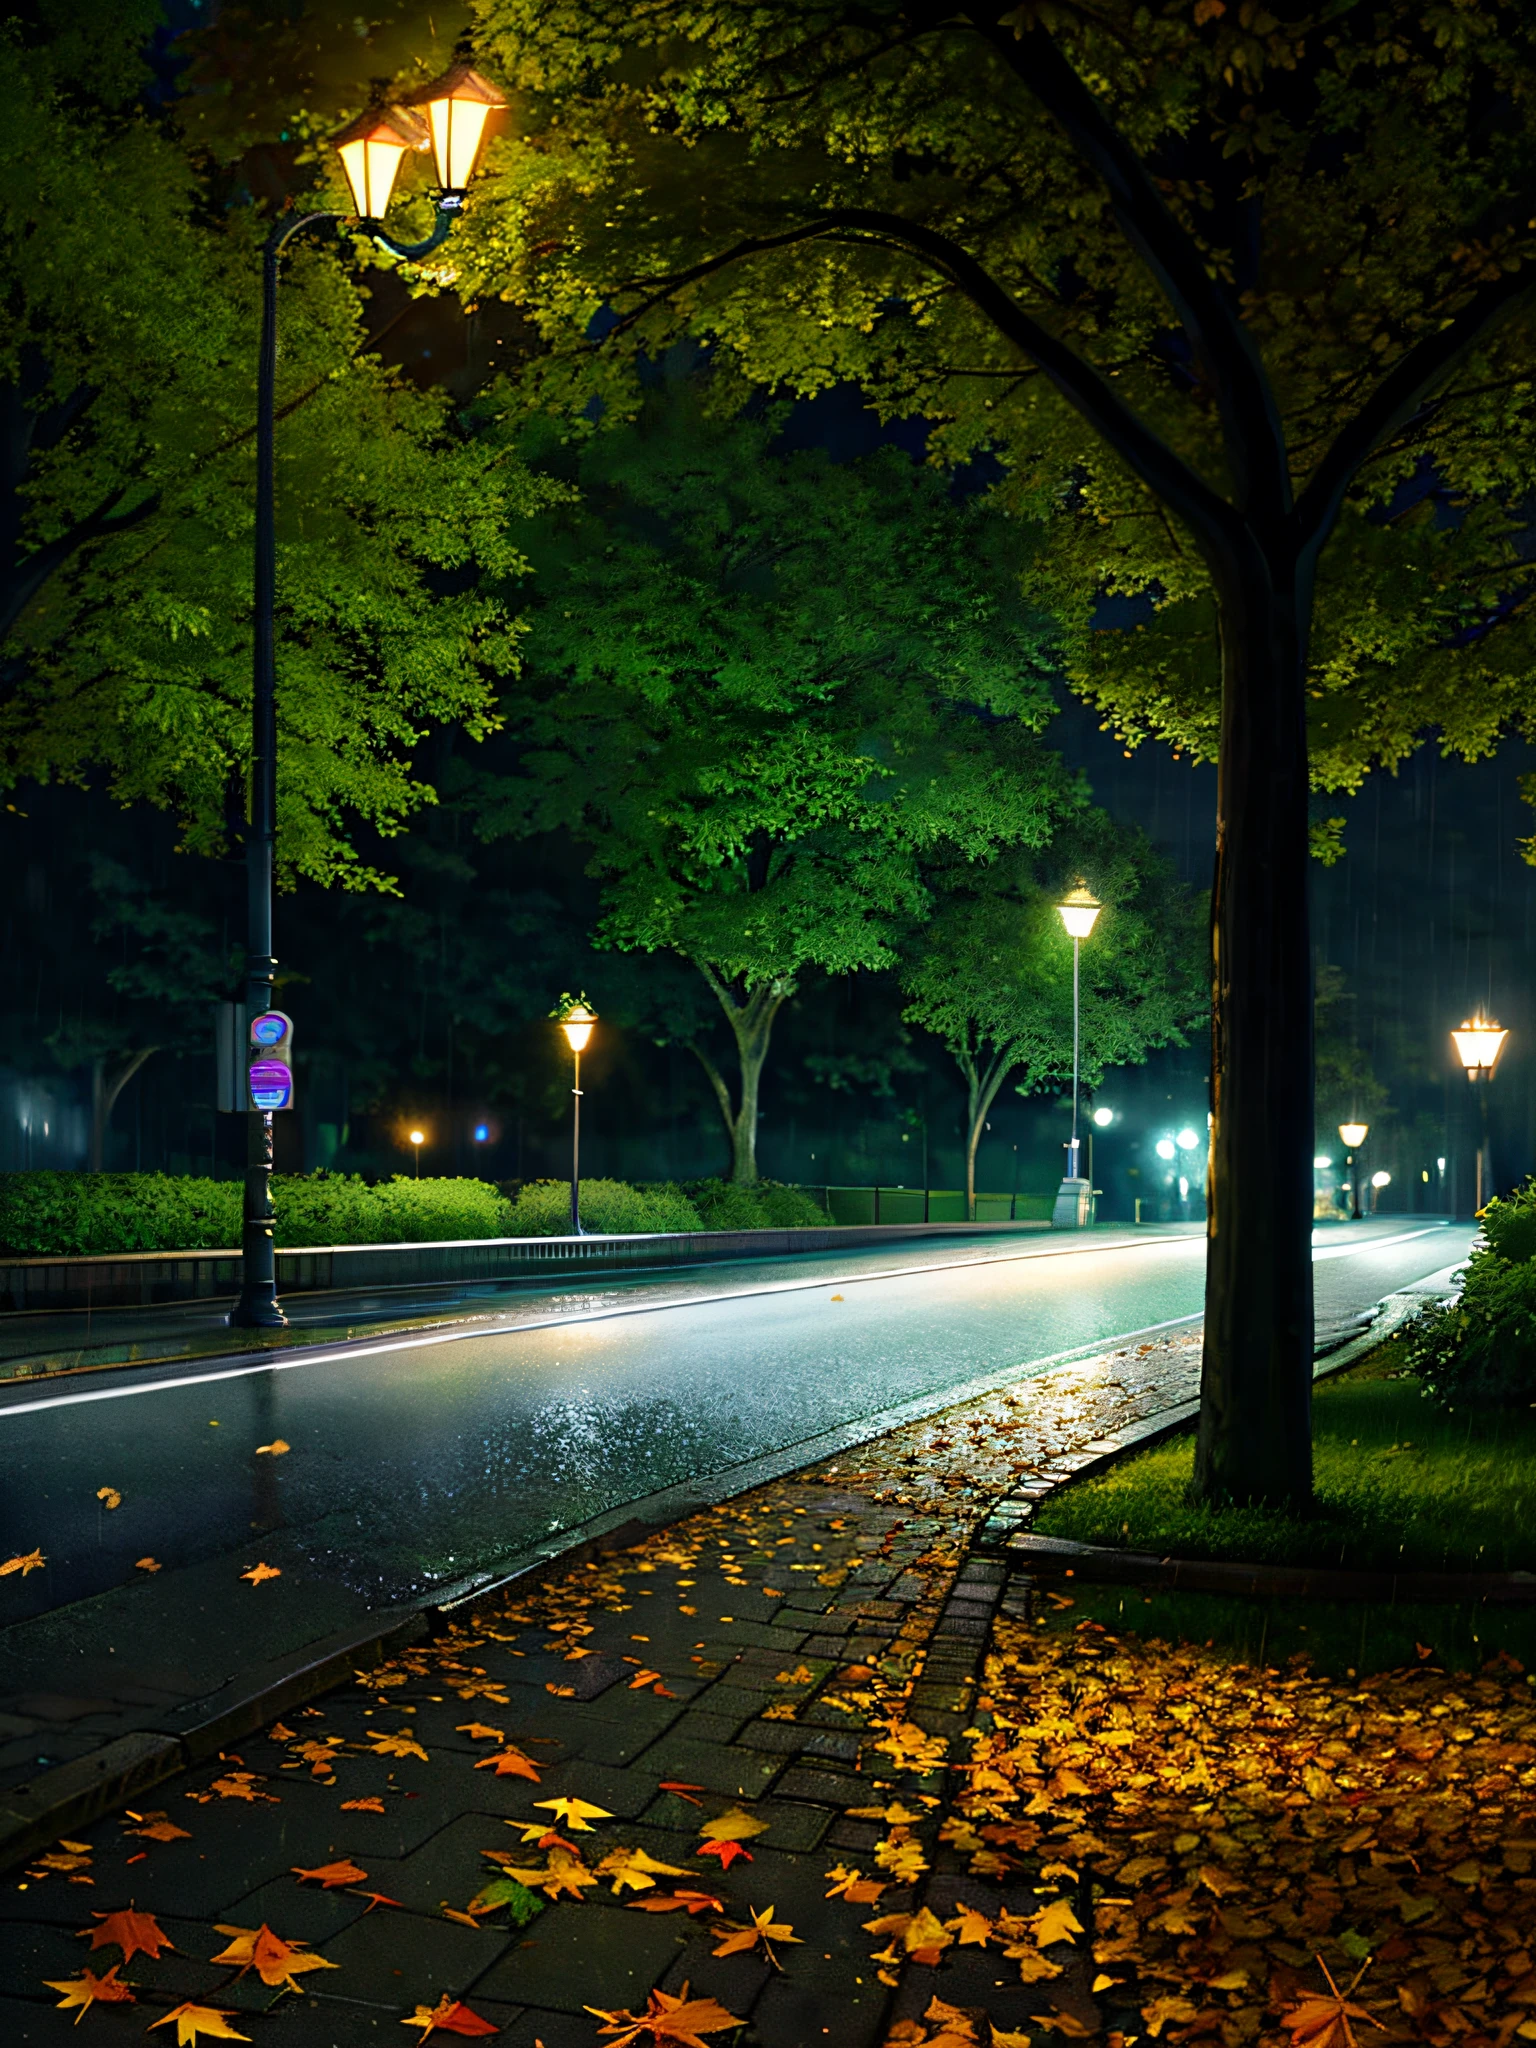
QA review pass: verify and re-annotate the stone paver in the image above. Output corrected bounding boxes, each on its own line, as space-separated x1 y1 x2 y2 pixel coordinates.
2 1331 1206 2045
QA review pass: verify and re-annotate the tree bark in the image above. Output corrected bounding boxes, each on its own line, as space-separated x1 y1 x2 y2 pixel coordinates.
959 1048 1014 1222
90 1047 159 1172
691 964 791 1183
1193 543 1316 1508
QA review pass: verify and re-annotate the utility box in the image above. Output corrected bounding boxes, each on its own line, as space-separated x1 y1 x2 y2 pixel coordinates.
1052 1176 1095 1228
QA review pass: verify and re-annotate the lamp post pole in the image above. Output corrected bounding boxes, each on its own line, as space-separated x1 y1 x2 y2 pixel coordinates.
227 64 503 1328
1451 1018 1509 1217
571 1048 583 1233
1069 931 1082 1181
1053 883 1101 1228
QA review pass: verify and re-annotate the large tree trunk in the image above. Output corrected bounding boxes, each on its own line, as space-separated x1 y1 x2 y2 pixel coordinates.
1193 545 1316 1509
958 1048 1013 1222
691 965 790 1184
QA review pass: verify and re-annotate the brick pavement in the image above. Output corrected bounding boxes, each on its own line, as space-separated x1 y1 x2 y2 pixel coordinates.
0 1332 1204 2046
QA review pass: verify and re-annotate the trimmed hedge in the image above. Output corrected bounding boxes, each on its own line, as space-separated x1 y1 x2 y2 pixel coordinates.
0 1170 512 1256
0 1169 834 1256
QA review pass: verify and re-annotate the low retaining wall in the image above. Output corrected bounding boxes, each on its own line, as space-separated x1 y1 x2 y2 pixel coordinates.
0 1217 1051 1316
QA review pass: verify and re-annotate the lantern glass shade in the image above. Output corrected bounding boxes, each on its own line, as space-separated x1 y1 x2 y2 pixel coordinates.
1056 882 1102 940
1452 1019 1508 1074
399 62 504 193
1338 1122 1368 1149
332 106 428 220
560 1002 597 1054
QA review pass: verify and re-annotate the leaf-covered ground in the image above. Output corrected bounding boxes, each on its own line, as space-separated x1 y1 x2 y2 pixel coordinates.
5 1329 1533 2046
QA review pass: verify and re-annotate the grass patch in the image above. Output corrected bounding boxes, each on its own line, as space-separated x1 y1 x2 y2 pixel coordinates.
1031 1339 1536 1575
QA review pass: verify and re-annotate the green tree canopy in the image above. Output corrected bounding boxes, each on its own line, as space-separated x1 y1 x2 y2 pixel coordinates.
1 0 551 889
902 820 1207 1216
476 377 1078 1180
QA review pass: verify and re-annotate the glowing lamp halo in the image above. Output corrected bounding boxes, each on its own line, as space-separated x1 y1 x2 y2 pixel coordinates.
1452 1018 1508 1075
398 62 505 196
560 1001 597 1054
331 104 429 221
1338 1122 1369 1149
1056 881 1102 941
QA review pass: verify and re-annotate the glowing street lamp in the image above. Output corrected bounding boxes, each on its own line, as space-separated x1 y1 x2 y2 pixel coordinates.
557 998 597 1234
408 1127 426 1178
233 56 504 1330
1338 1121 1368 1221
1453 1015 1509 1212
1370 1168 1391 1215
1053 883 1102 1225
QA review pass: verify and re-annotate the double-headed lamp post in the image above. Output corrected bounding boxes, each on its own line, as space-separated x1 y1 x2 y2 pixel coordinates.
1053 883 1102 1227
1451 1016 1509 1213
558 1001 597 1235
1338 1121 1368 1221
231 60 504 1328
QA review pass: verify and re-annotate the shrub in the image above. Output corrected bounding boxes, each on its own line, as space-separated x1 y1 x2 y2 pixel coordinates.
0 1170 513 1255
505 1178 703 1237
1404 1177 1536 1409
681 1178 831 1229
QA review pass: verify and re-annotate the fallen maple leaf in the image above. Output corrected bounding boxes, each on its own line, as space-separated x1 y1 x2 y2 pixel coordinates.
148 2004 251 2045
401 1995 499 2039
1029 1897 1084 1946
1280 1957 1386 2048
824 1863 885 1904
135 1557 162 1572
207 1772 277 1804
371 1728 430 1761
210 1923 337 1993
96 1486 122 1509
292 1859 368 1888
1 1548 45 1576
79 1905 174 1963
629 1667 663 1688
596 1846 692 1895
127 1818 191 1843
626 1889 724 1916
709 1903 803 1969
341 1796 387 1813
467 1875 546 1925
695 1838 753 1871
240 1562 281 1586
698 1807 769 1843
474 1749 540 1782
43 1963 135 2021
349 1890 405 1913
587 1983 744 2046
533 1796 612 1831
457 1722 506 1742
488 1846 599 1901
255 1439 290 1456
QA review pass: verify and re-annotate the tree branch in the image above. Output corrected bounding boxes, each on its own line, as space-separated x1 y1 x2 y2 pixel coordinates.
1294 265 1536 547
964 9 1291 525
612 209 1233 551
689 1040 736 1135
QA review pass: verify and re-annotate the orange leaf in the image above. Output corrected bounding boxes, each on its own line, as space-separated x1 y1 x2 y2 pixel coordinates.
695 1839 752 1870
136 1557 163 1572
401 1994 500 2038
79 1905 174 1963
629 1668 663 1689
96 1486 122 1508
44 1963 135 2018
341 1796 387 1813
456 1722 505 1742
241 1562 281 1586
210 1923 337 1992
627 1889 725 1916
127 1818 191 1843
1280 1958 1386 2048
255 1440 290 1456
658 1781 705 1805
292 1858 368 1888
349 1890 405 1913
475 1749 541 1782
148 2004 251 2045
1 1547 45 1576
587 1982 744 2046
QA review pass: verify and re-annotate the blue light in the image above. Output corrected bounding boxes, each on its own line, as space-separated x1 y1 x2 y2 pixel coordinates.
473 1123 490 1143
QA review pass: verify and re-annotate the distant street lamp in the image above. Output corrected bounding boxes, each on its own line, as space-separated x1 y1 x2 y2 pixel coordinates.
1452 1015 1509 1212
1052 883 1102 1227
1338 1121 1368 1220
557 999 597 1234
233 58 503 1329
1370 1168 1391 1215
409 1128 426 1178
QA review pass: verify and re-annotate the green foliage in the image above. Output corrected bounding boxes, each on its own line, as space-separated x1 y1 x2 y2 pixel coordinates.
1403 1180 1536 1410
457 0 1536 804
505 1177 703 1236
681 1179 829 1230
1 3 553 889
0 1171 513 1255
1034 1351 1536 1574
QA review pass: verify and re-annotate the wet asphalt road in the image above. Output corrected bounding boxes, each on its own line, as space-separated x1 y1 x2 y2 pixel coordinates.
0 1219 1468 1627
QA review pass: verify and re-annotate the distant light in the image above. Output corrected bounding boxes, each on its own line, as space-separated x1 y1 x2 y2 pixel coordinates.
1175 1127 1200 1150
1092 1107 1114 1128
1338 1122 1368 1148
1155 1137 1177 1161
1371 1170 1391 1189
409 1128 425 1146
473 1123 490 1143
1313 1155 1332 1169
1436 1156 1446 1172
1421 1169 1430 1183
1178 1176 1189 1199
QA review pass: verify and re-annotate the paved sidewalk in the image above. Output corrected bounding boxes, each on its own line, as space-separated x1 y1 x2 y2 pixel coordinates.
0 1330 1206 2045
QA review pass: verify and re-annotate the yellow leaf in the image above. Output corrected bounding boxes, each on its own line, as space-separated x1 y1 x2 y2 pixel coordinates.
457 1722 506 1742
533 1796 612 1832
255 1440 290 1456
136 1557 162 1572
371 1728 429 1762
1029 1899 1083 1947
1143 1996 1201 2037
697 1806 770 1843
240 1562 281 1586
597 1846 692 1895
96 1486 122 1509
148 2004 251 2045
949 1906 993 1946
209 1923 337 1992
44 1964 135 2019
0 1548 45 1576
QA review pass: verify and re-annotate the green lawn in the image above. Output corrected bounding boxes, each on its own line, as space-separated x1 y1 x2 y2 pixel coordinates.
1030 1343 1536 1575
